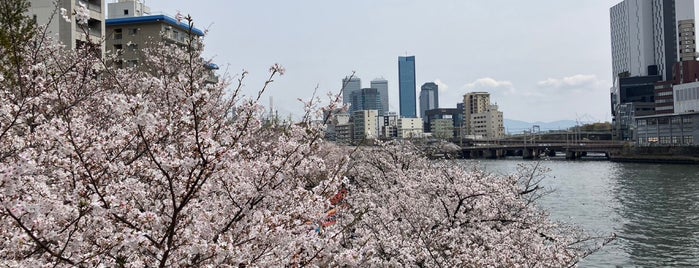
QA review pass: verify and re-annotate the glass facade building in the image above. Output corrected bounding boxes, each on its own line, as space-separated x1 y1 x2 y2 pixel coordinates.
371 78 389 116
419 82 439 119
398 56 417 118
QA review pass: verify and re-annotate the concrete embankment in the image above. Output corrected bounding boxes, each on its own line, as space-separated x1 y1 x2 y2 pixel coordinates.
609 146 699 164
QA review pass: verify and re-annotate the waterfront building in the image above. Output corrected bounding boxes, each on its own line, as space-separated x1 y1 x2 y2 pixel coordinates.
370 78 389 116
398 56 417 118
674 81 699 113
655 81 674 114
463 92 491 135
635 112 699 146
353 110 379 142
470 104 505 139
610 0 695 81
397 117 423 139
28 0 106 55
105 0 205 69
342 76 362 111
610 0 697 140
611 74 663 140
419 82 439 119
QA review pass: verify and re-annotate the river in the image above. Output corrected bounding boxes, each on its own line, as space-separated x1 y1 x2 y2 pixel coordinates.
467 158 699 267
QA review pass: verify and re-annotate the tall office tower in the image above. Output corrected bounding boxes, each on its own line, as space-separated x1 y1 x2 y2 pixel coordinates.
463 92 491 135
361 88 382 115
610 0 696 81
398 56 417 118
342 76 362 110
419 82 439 118
370 78 389 115
28 0 106 54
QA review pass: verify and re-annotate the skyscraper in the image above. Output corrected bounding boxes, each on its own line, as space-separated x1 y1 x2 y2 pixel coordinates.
350 88 382 115
610 0 696 80
370 78 389 115
398 56 417 118
419 82 439 118
342 76 361 110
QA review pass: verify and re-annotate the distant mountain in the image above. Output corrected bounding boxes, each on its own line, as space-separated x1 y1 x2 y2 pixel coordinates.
504 119 583 134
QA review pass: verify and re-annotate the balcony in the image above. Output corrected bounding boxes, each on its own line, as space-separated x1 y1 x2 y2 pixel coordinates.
79 0 102 13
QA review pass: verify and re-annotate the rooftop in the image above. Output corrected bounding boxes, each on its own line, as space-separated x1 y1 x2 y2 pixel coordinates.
106 14 205 36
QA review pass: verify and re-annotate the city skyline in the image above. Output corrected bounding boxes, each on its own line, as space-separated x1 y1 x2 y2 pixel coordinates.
138 0 699 122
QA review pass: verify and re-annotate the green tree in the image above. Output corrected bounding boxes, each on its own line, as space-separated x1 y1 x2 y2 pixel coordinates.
0 0 36 84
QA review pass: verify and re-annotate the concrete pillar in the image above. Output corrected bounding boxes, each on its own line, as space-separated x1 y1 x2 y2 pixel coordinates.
523 148 534 159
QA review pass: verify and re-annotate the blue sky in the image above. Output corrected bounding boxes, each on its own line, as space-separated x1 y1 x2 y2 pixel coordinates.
138 0 699 122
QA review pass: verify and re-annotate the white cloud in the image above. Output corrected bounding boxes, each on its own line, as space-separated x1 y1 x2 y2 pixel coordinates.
537 74 601 89
434 79 449 92
464 77 514 90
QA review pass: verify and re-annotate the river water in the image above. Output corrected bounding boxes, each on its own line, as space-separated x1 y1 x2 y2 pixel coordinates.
467 158 699 267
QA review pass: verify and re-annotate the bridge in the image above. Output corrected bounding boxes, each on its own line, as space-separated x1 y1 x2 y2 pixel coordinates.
459 140 625 160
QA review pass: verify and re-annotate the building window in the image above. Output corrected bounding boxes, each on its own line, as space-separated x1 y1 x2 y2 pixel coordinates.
129 28 138 35
128 43 138 51
123 9 129 15
114 28 122 40
126 60 138 68
684 135 694 145
113 44 122 54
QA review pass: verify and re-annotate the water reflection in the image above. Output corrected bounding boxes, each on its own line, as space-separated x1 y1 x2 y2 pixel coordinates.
471 159 699 267
612 164 699 266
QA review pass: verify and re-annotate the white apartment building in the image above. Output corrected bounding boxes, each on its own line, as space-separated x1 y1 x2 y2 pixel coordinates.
353 110 379 141
398 118 423 139
470 104 504 139
463 92 490 135
462 92 503 139
28 0 106 54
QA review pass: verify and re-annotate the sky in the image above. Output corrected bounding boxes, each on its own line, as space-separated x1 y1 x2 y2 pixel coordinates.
136 0 699 123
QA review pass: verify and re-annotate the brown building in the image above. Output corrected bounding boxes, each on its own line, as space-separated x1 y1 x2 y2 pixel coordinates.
654 81 674 114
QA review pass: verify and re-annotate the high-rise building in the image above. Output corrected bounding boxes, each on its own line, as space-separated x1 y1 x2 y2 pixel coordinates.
370 78 389 115
463 92 491 135
398 56 417 118
610 0 696 80
470 104 505 139
351 88 382 115
28 0 106 55
609 0 697 140
419 82 439 118
461 92 503 139
342 76 361 109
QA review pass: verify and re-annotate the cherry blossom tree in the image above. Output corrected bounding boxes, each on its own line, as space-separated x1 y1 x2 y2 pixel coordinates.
0 2 610 267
